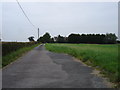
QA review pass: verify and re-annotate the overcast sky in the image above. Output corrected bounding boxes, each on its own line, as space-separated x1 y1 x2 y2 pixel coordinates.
2 2 118 42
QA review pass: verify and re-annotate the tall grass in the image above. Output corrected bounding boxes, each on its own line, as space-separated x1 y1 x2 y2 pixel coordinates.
45 43 119 84
2 42 38 56
2 43 40 67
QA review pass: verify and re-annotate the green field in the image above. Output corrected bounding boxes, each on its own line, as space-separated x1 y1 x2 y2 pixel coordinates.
45 43 119 84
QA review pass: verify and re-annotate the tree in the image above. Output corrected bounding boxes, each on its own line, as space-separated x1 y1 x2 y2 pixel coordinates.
50 38 54 43
68 34 80 43
37 36 44 42
43 32 51 43
56 35 65 43
37 32 117 44
104 33 117 44
37 32 51 43
117 40 120 43
28 36 35 42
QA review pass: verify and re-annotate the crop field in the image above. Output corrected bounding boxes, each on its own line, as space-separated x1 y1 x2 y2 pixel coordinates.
2 42 39 67
45 43 119 84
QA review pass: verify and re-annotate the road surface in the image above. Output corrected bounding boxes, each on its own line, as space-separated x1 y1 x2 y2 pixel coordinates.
3 44 109 88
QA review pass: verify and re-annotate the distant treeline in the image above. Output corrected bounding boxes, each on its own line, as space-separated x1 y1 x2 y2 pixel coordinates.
37 33 119 44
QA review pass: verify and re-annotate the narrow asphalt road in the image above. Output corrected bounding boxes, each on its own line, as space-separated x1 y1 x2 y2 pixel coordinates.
3 45 109 88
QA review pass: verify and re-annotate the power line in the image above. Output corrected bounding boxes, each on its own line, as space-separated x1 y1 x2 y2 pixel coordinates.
16 0 37 29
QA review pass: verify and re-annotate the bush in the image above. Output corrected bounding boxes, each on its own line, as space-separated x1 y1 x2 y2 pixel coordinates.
2 42 37 56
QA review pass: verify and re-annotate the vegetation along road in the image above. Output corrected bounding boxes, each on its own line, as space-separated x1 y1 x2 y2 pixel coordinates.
3 44 114 88
46 44 119 85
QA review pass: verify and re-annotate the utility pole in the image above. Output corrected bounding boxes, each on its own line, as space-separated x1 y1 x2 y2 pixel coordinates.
38 28 39 40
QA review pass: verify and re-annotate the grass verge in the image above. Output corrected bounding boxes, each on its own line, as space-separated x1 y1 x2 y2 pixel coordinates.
2 43 40 67
45 43 119 87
